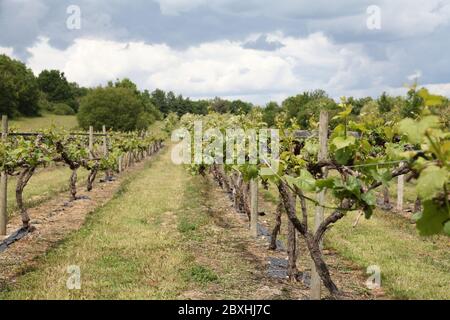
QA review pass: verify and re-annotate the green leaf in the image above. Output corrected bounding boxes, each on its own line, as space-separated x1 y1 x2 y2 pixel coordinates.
398 118 419 144
332 136 356 150
412 211 422 221
284 175 297 189
443 221 450 236
345 176 361 198
361 191 376 206
334 147 353 165
295 169 316 192
416 165 448 200
284 170 316 192
363 206 374 219
316 178 335 189
398 116 440 144
416 200 449 236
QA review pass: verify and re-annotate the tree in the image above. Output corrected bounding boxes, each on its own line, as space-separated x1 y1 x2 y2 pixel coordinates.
0 54 40 117
77 86 148 131
210 97 231 114
282 90 337 128
151 89 169 115
282 89 334 127
401 88 424 118
229 100 253 114
378 92 393 114
112 78 139 93
347 96 372 116
282 93 311 121
262 101 280 127
297 97 337 128
140 90 163 121
37 70 77 112
166 91 177 114
191 100 209 115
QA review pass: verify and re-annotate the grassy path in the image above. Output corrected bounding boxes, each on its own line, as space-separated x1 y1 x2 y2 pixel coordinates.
326 210 450 299
0 146 297 300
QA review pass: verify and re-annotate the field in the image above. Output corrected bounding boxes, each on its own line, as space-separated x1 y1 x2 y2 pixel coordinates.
0 115 449 301
9 114 78 131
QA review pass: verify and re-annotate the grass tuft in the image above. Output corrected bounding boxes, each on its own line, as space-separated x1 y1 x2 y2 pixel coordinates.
184 265 218 284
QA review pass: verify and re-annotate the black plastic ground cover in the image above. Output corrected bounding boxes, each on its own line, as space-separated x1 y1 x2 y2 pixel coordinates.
0 227 30 253
257 223 285 251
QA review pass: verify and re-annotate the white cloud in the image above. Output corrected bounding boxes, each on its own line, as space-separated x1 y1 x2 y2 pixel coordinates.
423 82 450 96
0 47 15 58
408 70 422 81
22 32 446 104
379 0 450 37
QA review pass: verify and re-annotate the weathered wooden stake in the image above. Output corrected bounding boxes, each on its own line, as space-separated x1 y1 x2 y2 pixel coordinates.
397 169 404 212
102 125 110 179
102 126 108 156
88 126 94 160
250 178 258 237
311 110 329 300
0 115 8 235
118 156 122 173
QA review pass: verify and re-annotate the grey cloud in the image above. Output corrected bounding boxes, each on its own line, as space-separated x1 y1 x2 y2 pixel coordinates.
242 35 284 51
0 0 449 100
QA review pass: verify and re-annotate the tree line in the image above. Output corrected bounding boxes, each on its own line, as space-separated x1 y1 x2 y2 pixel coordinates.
1 53 448 132
259 88 450 129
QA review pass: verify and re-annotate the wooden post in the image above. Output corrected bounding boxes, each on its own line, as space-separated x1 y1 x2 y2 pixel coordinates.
310 111 329 300
102 125 108 157
118 156 122 173
287 214 298 280
102 125 109 179
0 115 8 235
89 126 94 160
397 167 404 212
250 178 258 237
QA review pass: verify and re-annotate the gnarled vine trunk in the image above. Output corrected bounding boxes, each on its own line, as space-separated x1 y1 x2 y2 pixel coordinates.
70 169 78 200
87 167 98 191
287 217 298 280
16 166 36 229
278 181 341 298
277 184 298 280
383 186 390 207
414 197 422 212
269 201 283 250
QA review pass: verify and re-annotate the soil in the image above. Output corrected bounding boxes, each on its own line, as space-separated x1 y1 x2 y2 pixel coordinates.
182 177 381 300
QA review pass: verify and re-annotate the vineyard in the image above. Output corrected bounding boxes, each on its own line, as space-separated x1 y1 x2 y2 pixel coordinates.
175 94 449 299
1 0 450 309
0 115 165 245
0 91 448 301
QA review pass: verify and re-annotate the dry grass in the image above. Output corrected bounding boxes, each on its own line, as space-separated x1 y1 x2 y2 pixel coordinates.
9 114 78 131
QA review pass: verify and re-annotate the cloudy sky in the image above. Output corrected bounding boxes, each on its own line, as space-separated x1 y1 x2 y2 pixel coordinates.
1 0 450 104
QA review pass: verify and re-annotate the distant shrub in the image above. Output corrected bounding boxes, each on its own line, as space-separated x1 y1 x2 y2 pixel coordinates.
78 86 147 131
52 103 75 115
136 112 156 130
38 92 53 112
